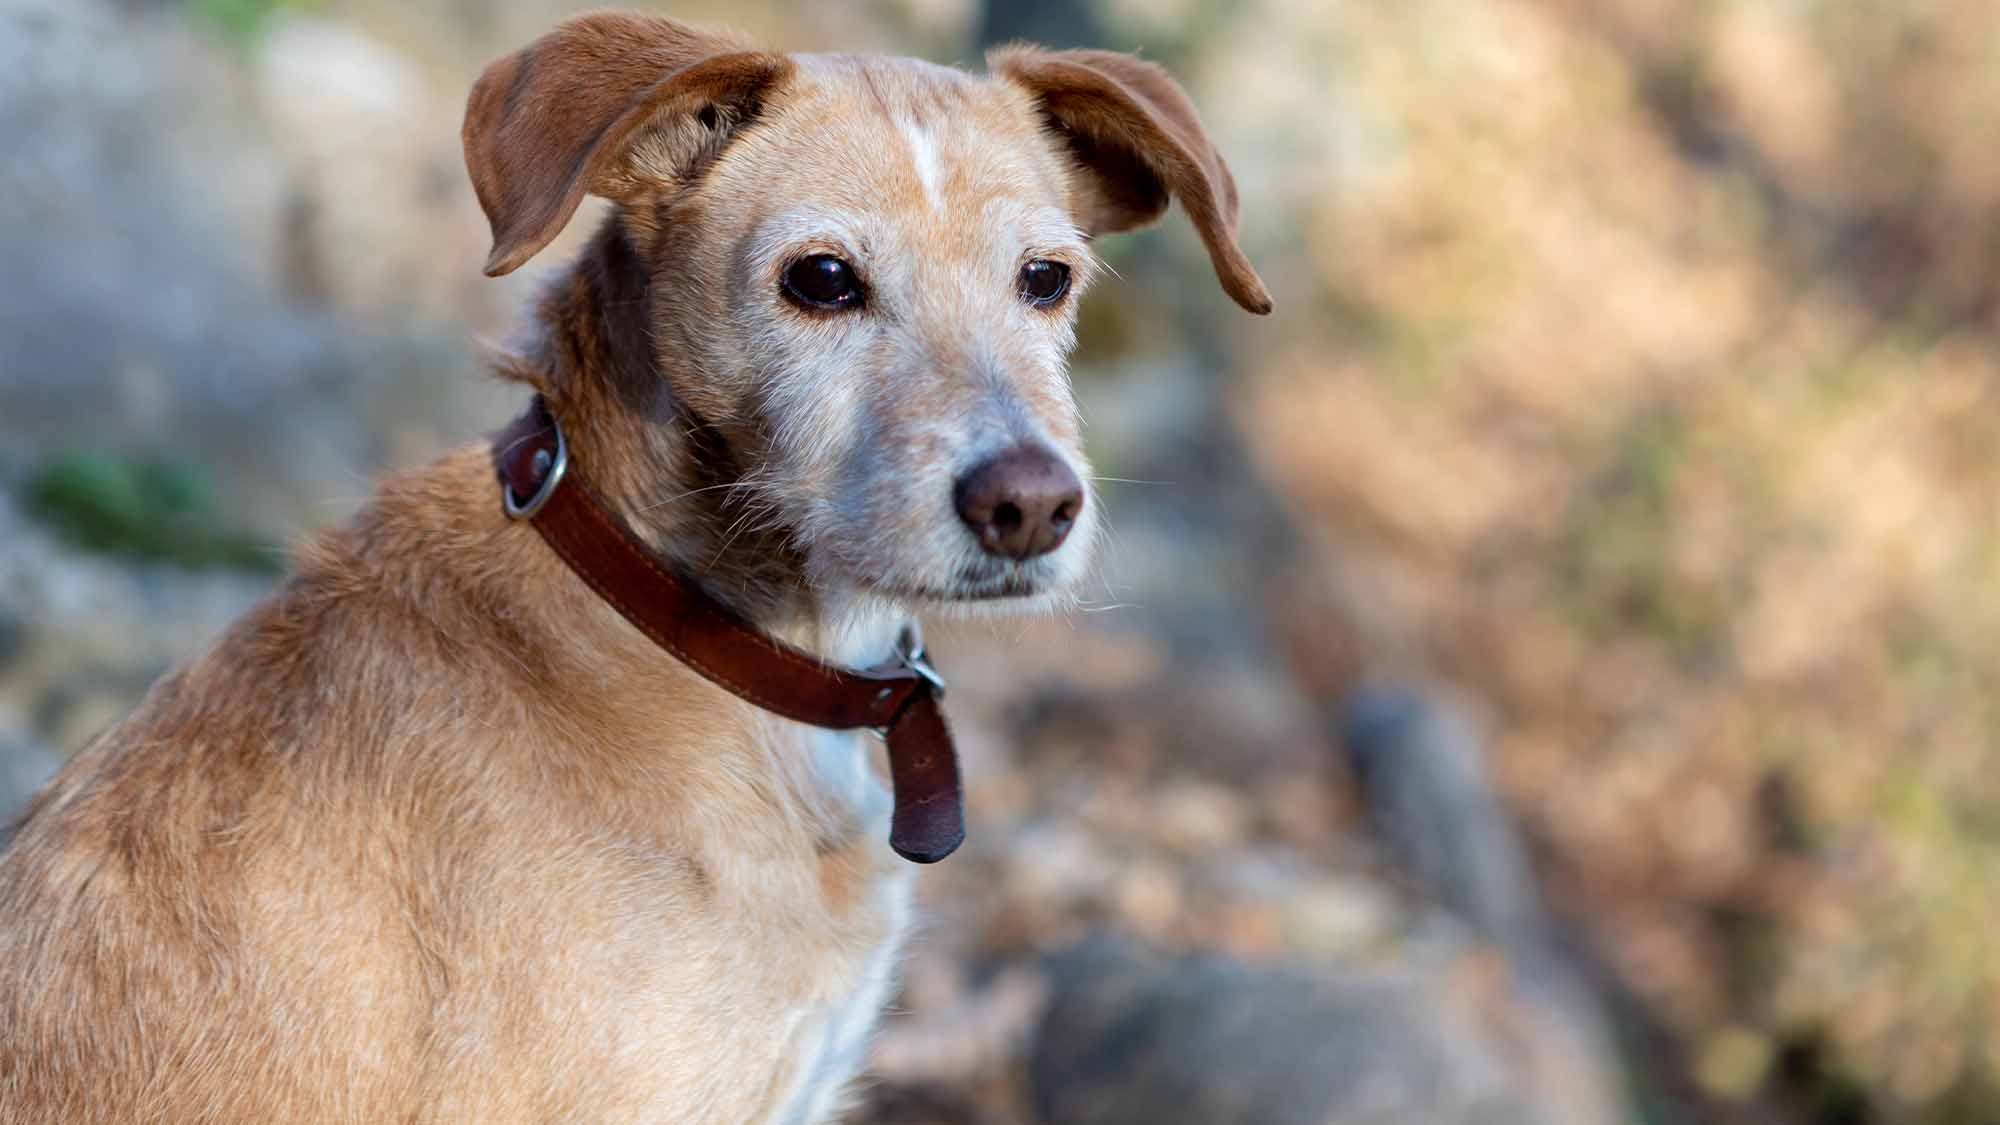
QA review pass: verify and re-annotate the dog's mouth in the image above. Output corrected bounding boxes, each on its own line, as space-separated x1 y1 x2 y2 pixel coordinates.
859 558 1066 605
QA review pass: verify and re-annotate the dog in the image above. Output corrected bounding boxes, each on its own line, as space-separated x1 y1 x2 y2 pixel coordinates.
0 12 1267 1121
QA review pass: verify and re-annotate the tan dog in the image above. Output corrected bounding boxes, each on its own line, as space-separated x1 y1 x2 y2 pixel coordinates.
0 12 1267 1122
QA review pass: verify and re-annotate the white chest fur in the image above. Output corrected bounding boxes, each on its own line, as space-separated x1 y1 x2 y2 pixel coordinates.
764 725 914 1124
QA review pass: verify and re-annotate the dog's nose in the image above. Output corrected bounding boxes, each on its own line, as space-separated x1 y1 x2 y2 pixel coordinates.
954 445 1084 560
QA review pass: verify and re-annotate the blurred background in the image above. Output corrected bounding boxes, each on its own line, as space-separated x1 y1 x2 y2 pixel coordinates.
4 0 1997 1121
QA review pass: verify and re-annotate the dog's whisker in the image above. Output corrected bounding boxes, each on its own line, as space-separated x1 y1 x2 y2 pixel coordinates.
703 501 771 573
1088 514 1126 604
635 480 765 513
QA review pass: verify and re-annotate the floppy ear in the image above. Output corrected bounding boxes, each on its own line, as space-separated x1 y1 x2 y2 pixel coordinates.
990 46 1272 315
464 13 791 278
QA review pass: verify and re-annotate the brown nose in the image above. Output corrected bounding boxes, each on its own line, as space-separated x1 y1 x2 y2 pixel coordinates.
954 444 1084 560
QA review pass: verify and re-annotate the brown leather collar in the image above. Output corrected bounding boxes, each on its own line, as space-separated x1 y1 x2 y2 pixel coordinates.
492 396 964 863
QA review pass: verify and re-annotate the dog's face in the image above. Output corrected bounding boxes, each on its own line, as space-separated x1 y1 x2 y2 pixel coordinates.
674 55 1102 604
465 15 1269 609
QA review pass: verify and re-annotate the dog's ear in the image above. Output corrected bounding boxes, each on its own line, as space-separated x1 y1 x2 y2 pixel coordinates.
464 13 791 278
990 46 1271 315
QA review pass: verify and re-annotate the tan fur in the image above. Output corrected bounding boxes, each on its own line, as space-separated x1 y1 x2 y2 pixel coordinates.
0 12 1265 1122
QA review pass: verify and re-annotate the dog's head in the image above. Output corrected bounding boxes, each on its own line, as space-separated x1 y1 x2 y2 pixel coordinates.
465 13 1268 610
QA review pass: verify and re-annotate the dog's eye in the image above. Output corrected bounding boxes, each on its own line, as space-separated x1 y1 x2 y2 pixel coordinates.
783 255 864 310
1018 259 1071 307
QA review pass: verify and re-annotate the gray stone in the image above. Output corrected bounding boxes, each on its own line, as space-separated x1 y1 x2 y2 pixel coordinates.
0 731 60 848
1031 938 1550 1125
0 0 513 543
1335 686 1632 1125
0 485 269 764
1338 685 1546 956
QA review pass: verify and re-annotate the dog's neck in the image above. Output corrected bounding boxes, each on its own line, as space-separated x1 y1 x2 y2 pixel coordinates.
517 219 910 669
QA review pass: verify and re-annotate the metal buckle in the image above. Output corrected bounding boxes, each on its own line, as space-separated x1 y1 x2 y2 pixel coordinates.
503 420 568 520
897 622 947 699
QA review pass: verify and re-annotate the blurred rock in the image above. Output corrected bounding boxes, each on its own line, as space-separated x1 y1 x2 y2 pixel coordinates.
872 957 1050 1089
1337 685 1629 1125
1010 682 1634 1125
863 1083 1002 1125
1029 937 1593 1125
0 480 269 789
0 729 59 848
0 602 21 673
977 0 1103 51
2 0 349 534
253 14 508 337
1339 685 1545 956
0 0 511 541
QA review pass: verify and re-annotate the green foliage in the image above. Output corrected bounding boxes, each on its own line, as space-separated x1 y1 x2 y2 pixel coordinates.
18 451 279 574
186 0 311 45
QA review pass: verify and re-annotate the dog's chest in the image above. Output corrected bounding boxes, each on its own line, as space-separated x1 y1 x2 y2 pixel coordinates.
761 726 913 1123
768 869 913 1124
570 724 913 1124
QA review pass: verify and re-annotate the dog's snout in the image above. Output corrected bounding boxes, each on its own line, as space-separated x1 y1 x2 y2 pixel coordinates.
954 445 1084 561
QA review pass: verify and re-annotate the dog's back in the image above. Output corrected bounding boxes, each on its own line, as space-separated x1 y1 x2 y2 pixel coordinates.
0 453 568 1120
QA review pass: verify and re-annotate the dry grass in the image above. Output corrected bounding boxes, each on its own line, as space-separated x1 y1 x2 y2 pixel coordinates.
1169 0 2000 1116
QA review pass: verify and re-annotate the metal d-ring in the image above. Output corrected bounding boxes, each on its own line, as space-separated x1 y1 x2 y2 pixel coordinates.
897 622 947 699
503 420 568 520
